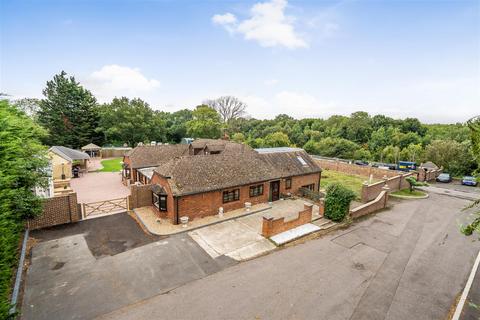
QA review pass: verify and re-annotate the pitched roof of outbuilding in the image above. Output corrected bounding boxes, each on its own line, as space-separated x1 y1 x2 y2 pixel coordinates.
420 161 439 170
127 144 190 169
154 150 321 196
81 143 101 150
49 146 90 161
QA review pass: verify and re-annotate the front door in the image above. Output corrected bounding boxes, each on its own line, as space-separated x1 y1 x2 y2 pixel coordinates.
270 180 280 201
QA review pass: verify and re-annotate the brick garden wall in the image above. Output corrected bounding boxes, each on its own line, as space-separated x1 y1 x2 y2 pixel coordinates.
350 189 389 219
361 172 414 202
27 193 81 230
417 168 442 182
129 184 153 209
262 203 313 238
314 158 401 179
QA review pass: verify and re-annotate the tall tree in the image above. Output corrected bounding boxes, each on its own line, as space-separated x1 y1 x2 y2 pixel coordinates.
186 105 222 138
37 71 101 148
0 100 48 318
97 97 166 146
204 96 247 123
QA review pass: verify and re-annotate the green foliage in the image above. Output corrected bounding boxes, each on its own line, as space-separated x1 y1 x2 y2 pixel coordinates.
263 132 291 147
37 71 102 148
97 97 166 146
163 109 193 143
186 105 222 139
231 132 246 143
424 139 476 176
306 137 360 159
0 100 48 318
324 183 356 222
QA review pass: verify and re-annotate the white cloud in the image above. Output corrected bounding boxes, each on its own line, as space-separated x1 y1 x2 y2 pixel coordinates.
212 13 237 25
264 79 279 86
85 65 160 102
212 0 307 49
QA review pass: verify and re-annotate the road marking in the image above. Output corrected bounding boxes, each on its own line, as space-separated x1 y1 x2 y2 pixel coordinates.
452 249 480 320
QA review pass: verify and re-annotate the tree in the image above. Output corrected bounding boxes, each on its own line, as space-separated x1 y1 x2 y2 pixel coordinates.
13 97 40 118
97 97 167 146
424 139 476 176
306 137 360 159
264 132 291 147
163 109 193 143
204 96 247 123
37 71 101 148
0 100 48 317
232 132 246 143
186 105 222 138
400 117 427 136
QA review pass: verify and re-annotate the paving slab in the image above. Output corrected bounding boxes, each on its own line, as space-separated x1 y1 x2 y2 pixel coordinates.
270 223 321 245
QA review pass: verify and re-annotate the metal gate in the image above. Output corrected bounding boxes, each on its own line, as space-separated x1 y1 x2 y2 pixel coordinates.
82 197 128 218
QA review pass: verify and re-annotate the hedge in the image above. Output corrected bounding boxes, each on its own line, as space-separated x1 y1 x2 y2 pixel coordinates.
324 183 356 222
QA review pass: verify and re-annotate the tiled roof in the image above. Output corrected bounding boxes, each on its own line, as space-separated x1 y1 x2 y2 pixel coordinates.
49 146 90 161
127 144 190 168
154 150 321 196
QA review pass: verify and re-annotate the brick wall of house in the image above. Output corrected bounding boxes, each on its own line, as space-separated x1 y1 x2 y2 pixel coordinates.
350 188 389 219
314 158 401 179
361 172 414 202
262 203 313 238
27 193 81 230
148 172 320 224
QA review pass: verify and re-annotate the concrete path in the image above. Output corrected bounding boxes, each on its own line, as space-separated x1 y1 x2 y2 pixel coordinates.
420 185 479 201
99 194 480 320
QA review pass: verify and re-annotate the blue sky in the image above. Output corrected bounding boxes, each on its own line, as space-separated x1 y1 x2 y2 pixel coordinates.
1 0 479 123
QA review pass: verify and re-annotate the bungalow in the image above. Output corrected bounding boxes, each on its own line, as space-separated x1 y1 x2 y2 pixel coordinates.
148 147 321 224
122 139 255 185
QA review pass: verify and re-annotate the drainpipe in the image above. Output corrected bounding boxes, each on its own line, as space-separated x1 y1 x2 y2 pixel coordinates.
174 196 179 225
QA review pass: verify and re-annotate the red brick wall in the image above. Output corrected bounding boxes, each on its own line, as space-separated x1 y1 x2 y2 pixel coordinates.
361 172 414 202
417 168 442 182
129 184 153 209
150 172 320 224
350 189 389 219
315 159 401 179
262 203 313 237
27 193 81 230
148 175 177 221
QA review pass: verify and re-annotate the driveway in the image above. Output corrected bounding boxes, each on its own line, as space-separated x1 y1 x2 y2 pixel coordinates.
99 194 480 320
188 199 321 261
22 213 235 320
70 172 130 203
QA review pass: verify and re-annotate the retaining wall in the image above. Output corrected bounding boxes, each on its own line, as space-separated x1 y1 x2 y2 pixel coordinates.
361 172 414 202
350 189 389 219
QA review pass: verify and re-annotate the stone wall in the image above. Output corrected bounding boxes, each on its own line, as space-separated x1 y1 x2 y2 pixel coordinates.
361 172 414 202
350 188 389 219
314 158 402 179
27 193 81 230
262 203 313 238
129 184 153 209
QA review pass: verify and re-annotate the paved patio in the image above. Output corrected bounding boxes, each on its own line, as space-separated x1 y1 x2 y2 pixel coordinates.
70 172 130 203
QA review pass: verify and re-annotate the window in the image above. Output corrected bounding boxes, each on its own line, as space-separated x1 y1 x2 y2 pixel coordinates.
285 178 292 189
249 184 264 197
302 184 315 191
123 168 130 179
153 193 167 211
223 189 240 203
297 156 308 166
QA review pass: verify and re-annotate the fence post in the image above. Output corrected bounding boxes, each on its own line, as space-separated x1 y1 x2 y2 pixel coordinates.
82 203 86 219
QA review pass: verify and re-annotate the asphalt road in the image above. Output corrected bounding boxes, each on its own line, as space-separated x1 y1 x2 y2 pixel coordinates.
99 194 480 320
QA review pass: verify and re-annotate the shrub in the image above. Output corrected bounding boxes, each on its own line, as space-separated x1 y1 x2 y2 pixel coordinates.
405 176 428 192
324 183 356 222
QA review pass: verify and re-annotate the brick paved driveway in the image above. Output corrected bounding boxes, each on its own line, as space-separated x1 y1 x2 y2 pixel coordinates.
70 172 129 203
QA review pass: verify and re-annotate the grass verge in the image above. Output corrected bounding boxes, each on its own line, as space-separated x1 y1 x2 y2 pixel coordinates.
391 189 427 197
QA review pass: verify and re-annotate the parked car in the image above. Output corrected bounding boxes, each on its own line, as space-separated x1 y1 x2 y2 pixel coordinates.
462 176 478 187
436 173 452 183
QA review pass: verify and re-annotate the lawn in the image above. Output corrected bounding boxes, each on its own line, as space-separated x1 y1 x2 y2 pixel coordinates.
97 157 123 172
320 169 374 198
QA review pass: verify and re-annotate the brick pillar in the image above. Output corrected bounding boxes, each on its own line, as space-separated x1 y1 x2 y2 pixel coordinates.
361 181 369 203
262 216 274 237
382 185 390 208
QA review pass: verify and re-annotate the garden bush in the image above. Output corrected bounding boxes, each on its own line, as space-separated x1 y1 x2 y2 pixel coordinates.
324 183 356 222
